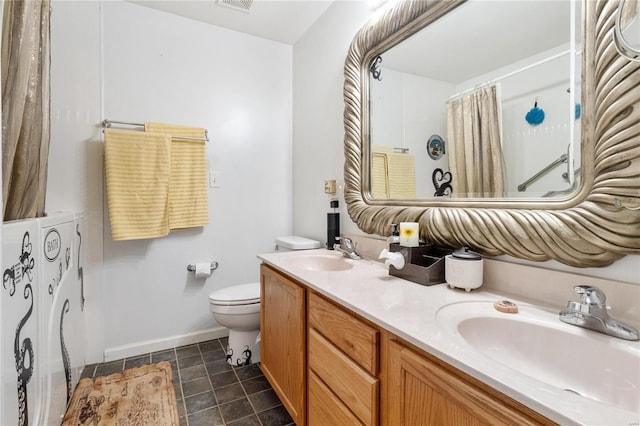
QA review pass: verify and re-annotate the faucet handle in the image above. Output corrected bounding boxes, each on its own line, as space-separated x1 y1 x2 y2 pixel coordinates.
342 237 355 249
574 285 607 307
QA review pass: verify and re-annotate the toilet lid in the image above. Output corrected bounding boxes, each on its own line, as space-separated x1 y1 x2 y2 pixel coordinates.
209 282 260 306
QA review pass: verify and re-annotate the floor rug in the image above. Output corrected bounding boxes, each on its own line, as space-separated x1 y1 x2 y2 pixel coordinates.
62 361 179 426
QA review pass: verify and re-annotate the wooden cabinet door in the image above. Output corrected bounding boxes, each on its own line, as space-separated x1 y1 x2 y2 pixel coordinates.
385 336 552 426
260 264 306 425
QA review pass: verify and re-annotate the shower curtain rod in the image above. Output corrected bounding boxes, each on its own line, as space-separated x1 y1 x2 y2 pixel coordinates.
448 49 575 101
101 119 210 142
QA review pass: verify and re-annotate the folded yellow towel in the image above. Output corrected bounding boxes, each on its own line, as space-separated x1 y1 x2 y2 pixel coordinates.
144 122 209 230
104 129 171 240
387 152 416 199
371 152 389 198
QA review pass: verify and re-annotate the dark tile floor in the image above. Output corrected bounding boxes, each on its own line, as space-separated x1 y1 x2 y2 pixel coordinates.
81 338 294 426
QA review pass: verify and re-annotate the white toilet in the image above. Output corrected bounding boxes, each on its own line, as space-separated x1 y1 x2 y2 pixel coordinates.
208 236 320 366
209 282 261 366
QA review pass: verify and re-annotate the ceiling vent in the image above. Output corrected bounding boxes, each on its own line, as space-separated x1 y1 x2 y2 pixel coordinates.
217 0 253 13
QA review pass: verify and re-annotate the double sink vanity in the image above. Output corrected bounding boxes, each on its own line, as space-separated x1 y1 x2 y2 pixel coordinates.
258 248 639 426
259 0 640 423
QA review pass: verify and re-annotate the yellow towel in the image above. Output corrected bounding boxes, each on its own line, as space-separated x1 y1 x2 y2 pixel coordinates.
371 145 396 199
144 122 209 230
371 153 389 198
104 129 171 240
386 152 416 199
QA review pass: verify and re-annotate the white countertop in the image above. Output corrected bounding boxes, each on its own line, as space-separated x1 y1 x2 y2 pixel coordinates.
258 249 640 426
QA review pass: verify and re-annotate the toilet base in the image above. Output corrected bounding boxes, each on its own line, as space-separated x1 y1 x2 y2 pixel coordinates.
225 329 261 366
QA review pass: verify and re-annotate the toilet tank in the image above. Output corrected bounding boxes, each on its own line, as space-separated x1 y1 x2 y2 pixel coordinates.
275 236 321 252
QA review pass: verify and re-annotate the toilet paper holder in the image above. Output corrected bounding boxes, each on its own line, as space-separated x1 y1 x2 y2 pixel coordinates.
187 261 219 272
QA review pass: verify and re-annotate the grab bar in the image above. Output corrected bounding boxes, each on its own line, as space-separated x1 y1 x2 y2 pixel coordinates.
543 180 577 198
562 167 581 182
517 153 567 192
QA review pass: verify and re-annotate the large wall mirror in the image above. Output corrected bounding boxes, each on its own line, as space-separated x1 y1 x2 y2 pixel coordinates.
343 0 640 267
369 1 581 199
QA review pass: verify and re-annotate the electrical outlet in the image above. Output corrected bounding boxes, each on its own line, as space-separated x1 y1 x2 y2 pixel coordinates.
324 179 337 194
209 171 221 188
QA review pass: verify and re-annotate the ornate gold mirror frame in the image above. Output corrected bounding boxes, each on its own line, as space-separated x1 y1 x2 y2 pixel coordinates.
343 0 640 267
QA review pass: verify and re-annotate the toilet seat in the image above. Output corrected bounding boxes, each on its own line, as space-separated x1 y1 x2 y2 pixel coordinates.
209 282 260 306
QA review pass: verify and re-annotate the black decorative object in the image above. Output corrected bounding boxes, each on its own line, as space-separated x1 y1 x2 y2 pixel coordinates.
15 284 34 426
369 55 382 81
327 200 340 250
3 231 36 426
239 346 252 366
48 260 63 299
77 223 85 311
60 299 72 403
426 135 445 160
432 168 453 197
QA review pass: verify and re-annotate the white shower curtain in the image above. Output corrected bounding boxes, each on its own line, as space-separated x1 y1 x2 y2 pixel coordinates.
446 85 505 197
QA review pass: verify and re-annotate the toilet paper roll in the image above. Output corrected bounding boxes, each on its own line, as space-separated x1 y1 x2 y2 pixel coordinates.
194 262 211 279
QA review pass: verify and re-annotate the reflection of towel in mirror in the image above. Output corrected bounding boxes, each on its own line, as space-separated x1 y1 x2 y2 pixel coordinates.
371 153 389 198
104 129 171 240
387 153 416 199
144 122 209 230
371 145 416 199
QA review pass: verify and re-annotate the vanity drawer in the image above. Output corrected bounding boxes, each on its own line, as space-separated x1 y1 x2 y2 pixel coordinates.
308 328 378 425
308 292 379 375
308 370 364 426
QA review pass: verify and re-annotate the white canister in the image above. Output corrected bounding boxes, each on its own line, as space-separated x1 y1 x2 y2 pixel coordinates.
445 248 483 292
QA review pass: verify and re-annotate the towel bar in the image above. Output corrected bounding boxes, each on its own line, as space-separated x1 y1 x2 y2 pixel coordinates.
102 119 144 128
187 262 219 272
102 119 210 142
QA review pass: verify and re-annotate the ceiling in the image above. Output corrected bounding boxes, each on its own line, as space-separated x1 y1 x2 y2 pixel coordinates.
128 0 579 82
128 0 337 45
383 0 578 83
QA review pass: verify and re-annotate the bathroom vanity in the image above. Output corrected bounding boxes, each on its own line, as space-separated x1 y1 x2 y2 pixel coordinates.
258 249 639 426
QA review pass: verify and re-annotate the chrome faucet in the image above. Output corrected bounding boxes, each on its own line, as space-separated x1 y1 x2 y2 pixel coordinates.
333 237 361 260
559 285 639 341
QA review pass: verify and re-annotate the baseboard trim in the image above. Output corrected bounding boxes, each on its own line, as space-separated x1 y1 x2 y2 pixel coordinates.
104 326 230 362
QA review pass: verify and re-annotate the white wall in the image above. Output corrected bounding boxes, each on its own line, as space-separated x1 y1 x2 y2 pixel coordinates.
292 1 373 248
100 1 292 358
48 0 104 362
370 69 452 198
49 0 293 361
291 1 640 285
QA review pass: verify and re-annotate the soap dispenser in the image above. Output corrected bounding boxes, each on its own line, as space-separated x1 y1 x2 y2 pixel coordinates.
387 224 400 243
327 200 340 250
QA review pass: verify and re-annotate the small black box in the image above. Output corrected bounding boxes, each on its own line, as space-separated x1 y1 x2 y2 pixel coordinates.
388 243 452 286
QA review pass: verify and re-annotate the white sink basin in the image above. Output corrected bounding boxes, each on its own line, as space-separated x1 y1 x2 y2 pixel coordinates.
287 254 353 272
436 301 640 413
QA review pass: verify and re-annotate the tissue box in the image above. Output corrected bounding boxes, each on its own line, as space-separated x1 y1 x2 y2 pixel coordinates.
388 243 452 286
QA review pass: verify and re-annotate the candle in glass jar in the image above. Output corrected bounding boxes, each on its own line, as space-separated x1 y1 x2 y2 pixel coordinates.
399 222 419 247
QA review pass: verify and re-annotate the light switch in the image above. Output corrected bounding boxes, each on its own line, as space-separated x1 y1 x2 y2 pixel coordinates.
209 171 221 188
